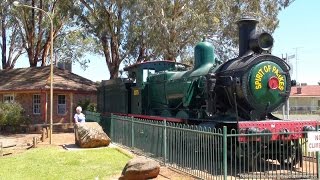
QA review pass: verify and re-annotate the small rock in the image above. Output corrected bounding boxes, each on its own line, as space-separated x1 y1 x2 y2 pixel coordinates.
119 156 160 180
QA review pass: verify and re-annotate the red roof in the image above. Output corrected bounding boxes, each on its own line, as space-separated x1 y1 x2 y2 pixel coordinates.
0 66 97 92
290 85 320 97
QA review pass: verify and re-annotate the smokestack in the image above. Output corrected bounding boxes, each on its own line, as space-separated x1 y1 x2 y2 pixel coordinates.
297 86 302 94
237 17 258 57
57 61 72 72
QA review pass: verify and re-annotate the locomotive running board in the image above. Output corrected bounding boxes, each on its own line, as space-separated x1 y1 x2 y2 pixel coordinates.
238 120 320 142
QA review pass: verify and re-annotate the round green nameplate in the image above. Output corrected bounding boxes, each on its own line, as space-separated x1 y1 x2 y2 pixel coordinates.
249 61 286 108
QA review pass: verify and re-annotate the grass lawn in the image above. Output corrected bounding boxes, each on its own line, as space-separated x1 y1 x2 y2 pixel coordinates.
0 146 132 180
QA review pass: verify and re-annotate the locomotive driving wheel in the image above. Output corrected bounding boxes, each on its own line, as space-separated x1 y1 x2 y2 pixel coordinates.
236 142 263 172
277 140 302 168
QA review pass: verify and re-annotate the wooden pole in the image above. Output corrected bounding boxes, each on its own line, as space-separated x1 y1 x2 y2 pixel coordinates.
41 128 46 142
33 137 37 148
46 127 49 138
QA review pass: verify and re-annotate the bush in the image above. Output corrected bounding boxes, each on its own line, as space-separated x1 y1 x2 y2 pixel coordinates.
0 102 24 126
0 108 6 125
86 103 97 112
77 99 97 112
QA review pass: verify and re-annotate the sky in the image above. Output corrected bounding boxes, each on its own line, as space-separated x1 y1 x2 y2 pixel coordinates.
16 0 320 85
272 0 320 85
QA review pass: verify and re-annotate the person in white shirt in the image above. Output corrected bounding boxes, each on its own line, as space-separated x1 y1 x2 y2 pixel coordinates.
74 106 85 123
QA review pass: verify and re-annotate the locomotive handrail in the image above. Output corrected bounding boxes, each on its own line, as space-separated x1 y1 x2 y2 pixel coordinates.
111 112 184 123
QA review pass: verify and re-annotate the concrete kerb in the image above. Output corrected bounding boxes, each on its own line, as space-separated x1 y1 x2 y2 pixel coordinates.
62 142 134 158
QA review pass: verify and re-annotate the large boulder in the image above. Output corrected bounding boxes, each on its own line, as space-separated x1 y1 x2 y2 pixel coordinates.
119 156 160 180
74 122 111 148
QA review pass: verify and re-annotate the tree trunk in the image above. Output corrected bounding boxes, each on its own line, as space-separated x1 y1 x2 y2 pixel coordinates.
136 44 146 63
109 36 120 79
1 9 7 69
101 35 121 79
109 63 119 79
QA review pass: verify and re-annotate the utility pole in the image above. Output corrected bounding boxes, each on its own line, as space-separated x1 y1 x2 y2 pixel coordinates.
295 48 298 81
283 48 301 120
282 54 286 119
293 47 303 83
286 53 289 119
281 54 290 119
14 1 55 144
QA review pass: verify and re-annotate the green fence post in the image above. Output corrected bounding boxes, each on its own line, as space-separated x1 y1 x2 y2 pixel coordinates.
110 114 114 139
223 126 227 179
163 119 167 165
318 148 320 178
317 126 320 179
131 116 135 148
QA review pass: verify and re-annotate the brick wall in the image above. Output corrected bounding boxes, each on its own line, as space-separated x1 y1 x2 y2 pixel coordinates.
0 91 97 125
15 93 46 123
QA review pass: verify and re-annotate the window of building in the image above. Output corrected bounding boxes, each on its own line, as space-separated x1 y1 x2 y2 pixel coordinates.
33 94 41 114
3 94 14 103
57 95 66 115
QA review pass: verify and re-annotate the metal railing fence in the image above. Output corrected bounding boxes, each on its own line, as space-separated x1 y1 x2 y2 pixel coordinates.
110 114 226 179
83 111 101 123
86 112 320 179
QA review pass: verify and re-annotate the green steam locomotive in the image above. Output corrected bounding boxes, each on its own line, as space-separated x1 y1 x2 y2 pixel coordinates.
98 17 292 122
97 17 318 168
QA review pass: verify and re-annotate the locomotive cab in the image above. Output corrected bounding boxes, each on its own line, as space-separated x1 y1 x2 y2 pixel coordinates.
98 60 190 115
123 61 191 114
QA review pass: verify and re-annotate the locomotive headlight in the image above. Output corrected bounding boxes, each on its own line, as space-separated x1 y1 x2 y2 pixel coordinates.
258 32 274 50
268 76 279 90
249 32 274 53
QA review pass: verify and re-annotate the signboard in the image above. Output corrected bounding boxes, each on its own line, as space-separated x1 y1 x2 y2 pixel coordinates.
307 132 320 152
288 54 295 59
133 89 139 96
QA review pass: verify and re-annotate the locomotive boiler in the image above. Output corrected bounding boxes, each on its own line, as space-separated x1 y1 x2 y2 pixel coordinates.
98 17 318 168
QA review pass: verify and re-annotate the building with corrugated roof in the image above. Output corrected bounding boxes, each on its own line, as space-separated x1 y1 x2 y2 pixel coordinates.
0 66 97 125
289 85 320 114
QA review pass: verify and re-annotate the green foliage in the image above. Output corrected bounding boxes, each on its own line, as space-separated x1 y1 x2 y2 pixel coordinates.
0 147 131 179
4 0 295 77
10 0 86 67
77 99 97 112
74 1 132 79
125 0 295 63
0 0 25 70
0 102 24 126
55 30 96 70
